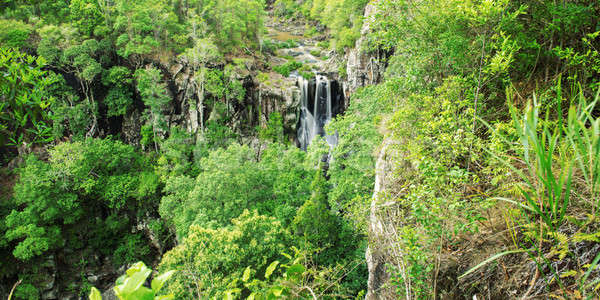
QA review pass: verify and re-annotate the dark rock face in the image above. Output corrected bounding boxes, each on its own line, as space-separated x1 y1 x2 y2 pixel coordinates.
296 74 344 150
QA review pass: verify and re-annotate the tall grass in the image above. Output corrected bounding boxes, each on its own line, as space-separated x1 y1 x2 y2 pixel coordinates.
465 87 600 293
489 89 573 231
566 89 600 214
487 87 599 228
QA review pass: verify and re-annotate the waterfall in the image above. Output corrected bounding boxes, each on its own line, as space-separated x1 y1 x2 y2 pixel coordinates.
296 74 344 151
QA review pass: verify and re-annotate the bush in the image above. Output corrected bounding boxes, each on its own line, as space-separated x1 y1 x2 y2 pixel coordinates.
0 20 32 48
273 60 302 77
160 143 312 237
159 210 291 299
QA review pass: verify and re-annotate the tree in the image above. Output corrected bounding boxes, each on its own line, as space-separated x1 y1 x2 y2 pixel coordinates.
159 143 312 238
159 210 291 299
0 48 58 148
69 0 105 36
113 0 183 67
134 67 170 151
292 168 340 255
0 19 32 48
4 139 159 261
102 66 134 117
181 38 222 133
61 39 104 136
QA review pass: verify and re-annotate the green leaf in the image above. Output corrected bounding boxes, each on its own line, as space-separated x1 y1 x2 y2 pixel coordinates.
224 291 235 300
89 287 102 300
242 266 252 283
265 261 279 279
285 264 305 280
270 286 283 297
129 286 154 300
151 270 175 294
116 266 151 296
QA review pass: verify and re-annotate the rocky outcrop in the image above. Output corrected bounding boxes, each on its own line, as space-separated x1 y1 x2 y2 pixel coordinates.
160 57 303 141
344 3 386 98
365 139 401 300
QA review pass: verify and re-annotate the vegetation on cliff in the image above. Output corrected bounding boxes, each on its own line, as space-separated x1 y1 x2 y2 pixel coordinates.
1 0 600 299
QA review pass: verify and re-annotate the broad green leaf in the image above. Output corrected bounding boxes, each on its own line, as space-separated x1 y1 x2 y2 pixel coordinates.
285 264 305 280
265 261 279 279
151 270 175 293
242 266 252 282
89 287 102 300
126 262 148 277
224 291 235 300
270 286 283 297
118 267 151 296
115 274 127 285
129 286 154 300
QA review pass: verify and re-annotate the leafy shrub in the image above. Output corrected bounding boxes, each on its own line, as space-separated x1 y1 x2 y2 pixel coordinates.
0 20 32 48
13 283 39 300
258 112 285 143
273 60 302 77
160 143 312 237
102 66 133 117
0 48 59 147
159 210 291 299
89 262 175 300
4 139 158 261
112 233 152 267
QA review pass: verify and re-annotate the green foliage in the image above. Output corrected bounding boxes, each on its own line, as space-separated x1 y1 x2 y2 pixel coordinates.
258 112 285 143
4 139 158 261
102 66 134 117
272 0 302 18
69 0 104 36
261 38 298 54
113 0 182 65
14 283 39 300
293 169 338 250
89 262 175 300
0 19 32 48
301 0 369 52
273 60 302 77
196 120 239 154
555 31 600 90
160 143 312 237
231 248 366 299
62 39 104 86
159 210 290 299
327 81 396 222
0 47 58 147
487 87 600 225
135 67 170 150
112 233 152 267
155 127 197 181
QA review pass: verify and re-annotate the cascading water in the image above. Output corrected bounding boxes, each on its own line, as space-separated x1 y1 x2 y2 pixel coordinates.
296 74 344 151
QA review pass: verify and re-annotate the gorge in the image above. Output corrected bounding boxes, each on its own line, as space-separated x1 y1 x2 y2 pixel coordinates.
2 0 600 299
